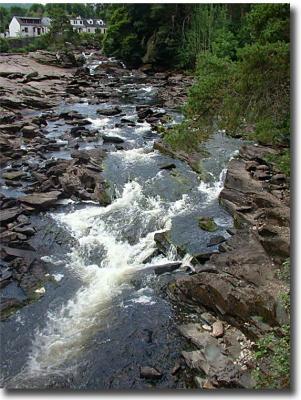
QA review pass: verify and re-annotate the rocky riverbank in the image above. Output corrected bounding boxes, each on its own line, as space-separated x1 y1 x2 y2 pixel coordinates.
164 143 290 388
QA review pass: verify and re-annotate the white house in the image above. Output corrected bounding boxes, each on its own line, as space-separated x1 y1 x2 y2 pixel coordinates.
8 15 106 38
70 16 107 34
9 16 51 38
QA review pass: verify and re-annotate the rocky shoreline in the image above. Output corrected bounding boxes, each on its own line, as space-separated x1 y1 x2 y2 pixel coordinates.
165 143 290 388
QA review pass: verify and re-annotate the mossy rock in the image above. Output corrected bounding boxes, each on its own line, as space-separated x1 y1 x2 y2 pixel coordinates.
198 216 218 232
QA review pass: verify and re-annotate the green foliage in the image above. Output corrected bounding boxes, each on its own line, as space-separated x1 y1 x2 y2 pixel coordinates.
0 37 9 52
253 324 290 389
276 258 291 283
264 149 291 176
166 3 290 157
164 120 210 153
103 4 192 67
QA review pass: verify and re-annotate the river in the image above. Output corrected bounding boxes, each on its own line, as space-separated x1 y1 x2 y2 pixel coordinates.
0 57 243 389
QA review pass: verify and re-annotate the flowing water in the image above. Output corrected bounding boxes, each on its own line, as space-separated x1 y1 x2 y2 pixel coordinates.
0 61 243 389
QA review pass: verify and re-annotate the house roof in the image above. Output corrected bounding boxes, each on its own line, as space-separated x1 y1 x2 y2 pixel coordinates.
14 16 43 26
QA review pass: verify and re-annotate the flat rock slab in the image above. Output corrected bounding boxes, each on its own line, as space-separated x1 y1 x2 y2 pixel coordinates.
2 171 26 180
140 366 162 380
19 191 61 209
0 207 22 224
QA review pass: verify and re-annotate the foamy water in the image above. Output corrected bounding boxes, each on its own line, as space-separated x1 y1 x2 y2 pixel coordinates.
23 180 188 375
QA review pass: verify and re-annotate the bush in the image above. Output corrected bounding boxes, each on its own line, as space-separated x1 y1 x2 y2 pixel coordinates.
0 37 9 52
253 324 290 389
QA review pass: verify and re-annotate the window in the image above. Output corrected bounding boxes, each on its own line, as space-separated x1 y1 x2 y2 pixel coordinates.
80 20 83 24
24 27 28 33
88 28 90 32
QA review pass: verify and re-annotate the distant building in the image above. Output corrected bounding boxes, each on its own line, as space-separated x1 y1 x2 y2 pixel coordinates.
70 16 107 34
9 16 51 38
8 15 106 38
0 31 10 38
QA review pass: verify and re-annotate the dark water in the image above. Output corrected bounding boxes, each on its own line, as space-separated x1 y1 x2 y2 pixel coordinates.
0 63 243 389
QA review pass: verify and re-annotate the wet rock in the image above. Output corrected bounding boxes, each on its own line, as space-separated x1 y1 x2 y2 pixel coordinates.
102 134 124 144
70 126 90 137
0 268 12 288
171 362 181 375
96 106 122 116
0 207 22 224
13 226 35 236
191 251 218 265
198 217 218 232
154 230 171 256
20 191 61 210
0 297 23 320
159 162 176 171
207 235 226 247
154 261 182 275
140 366 162 380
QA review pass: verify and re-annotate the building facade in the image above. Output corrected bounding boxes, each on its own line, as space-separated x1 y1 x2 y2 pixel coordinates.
9 16 51 38
8 16 106 38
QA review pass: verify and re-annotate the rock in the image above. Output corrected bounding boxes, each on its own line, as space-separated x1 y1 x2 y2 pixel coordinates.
20 191 61 209
154 262 182 275
70 126 90 137
270 174 287 184
0 297 23 319
2 171 25 180
171 362 181 375
253 170 271 180
211 321 224 338
102 134 124 144
207 235 226 247
96 106 122 116
192 251 218 265
159 163 176 171
21 125 39 138
0 207 22 224
0 96 24 109
239 144 277 162
13 226 35 236
178 323 217 349
24 71 39 82
198 217 218 232
257 224 290 258
0 246 36 265
140 366 162 380
154 230 172 256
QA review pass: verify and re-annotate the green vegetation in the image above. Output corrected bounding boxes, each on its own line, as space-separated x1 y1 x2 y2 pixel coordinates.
277 258 291 284
198 216 218 232
162 4 290 176
253 324 290 389
253 258 291 389
103 4 192 67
